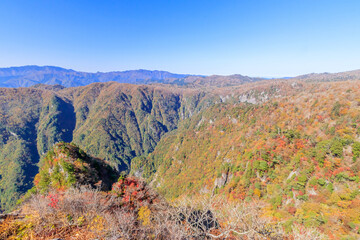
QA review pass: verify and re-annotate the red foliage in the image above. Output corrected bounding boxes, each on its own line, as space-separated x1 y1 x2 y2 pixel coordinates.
111 177 158 210
332 167 345 176
295 140 305 150
325 170 333 179
287 206 297 215
275 138 287 150
47 193 59 209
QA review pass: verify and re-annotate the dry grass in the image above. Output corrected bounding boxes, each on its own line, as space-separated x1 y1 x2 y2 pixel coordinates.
0 187 326 239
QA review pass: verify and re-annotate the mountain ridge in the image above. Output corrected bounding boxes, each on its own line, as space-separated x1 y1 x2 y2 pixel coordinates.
0 66 194 88
1 65 360 89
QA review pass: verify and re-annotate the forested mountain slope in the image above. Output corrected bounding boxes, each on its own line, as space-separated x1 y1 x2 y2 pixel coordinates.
1 142 298 239
131 80 360 238
0 82 215 212
0 77 303 212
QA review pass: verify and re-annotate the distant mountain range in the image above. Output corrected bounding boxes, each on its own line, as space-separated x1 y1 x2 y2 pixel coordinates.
0 65 269 88
0 66 193 88
294 69 360 82
1 65 360 88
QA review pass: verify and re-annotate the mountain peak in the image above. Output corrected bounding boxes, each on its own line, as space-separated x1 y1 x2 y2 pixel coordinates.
34 142 118 193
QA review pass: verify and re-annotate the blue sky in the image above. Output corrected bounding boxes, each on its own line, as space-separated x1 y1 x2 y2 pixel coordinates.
0 0 359 77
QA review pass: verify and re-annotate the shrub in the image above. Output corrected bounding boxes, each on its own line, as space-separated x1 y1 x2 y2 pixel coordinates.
327 183 334 193
284 129 300 141
352 141 360 158
297 174 308 187
331 140 343 158
254 160 268 171
309 177 318 186
331 101 342 117
317 178 326 186
270 195 282 209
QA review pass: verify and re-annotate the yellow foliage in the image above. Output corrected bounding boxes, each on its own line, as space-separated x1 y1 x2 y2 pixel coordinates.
338 188 352 200
77 216 85 226
267 185 274 196
340 108 348 115
295 208 304 218
337 200 351 209
138 205 151 226
333 158 342 167
262 205 276 218
228 193 235 202
88 215 105 233
327 192 341 205
254 188 261 198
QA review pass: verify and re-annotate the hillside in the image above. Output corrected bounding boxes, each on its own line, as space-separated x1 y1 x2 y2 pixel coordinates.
0 143 322 239
32 142 118 194
131 80 360 238
0 82 218 212
294 69 360 82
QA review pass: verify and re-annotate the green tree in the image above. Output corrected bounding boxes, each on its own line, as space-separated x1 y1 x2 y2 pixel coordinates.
352 141 360 158
330 140 343 157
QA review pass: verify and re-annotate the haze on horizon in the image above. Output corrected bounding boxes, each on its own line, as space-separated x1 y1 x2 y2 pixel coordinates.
0 0 360 77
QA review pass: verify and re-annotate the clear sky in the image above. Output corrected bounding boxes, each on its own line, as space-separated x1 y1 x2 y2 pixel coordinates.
0 0 359 77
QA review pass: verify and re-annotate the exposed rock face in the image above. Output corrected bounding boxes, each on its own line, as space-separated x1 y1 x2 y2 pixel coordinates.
214 172 233 189
214 173 228 188
239 94 257 104
133 167 144 178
